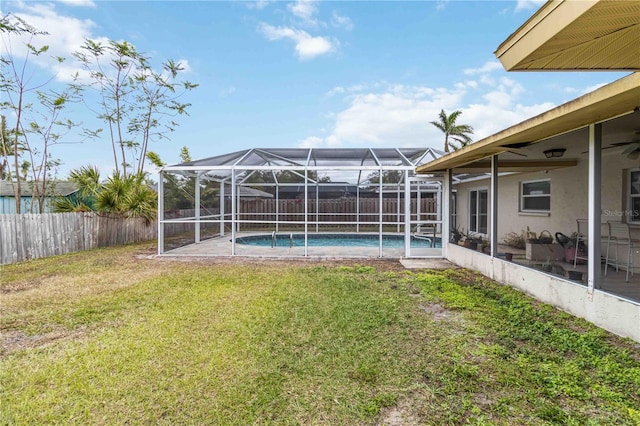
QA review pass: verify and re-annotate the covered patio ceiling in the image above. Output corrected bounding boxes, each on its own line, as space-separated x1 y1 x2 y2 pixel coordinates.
495 0 640 71
416 72 640 174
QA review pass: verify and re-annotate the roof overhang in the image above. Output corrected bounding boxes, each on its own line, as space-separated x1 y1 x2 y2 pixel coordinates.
495 0 640 71
416 72 640 173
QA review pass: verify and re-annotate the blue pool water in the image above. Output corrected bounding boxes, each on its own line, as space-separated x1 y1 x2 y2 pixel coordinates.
235 233 442 248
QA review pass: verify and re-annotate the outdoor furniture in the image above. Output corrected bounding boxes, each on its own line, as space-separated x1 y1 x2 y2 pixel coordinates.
573 219 588 268
605 221 638 282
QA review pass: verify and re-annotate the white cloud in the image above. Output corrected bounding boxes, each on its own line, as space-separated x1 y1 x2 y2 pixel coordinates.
463 61 503 75
220 86 236 97
287 0 320 27
331 11 353 31
57 0 96 7
245 0 271 10
298 136 323 148
581 82 608 94
515 0 546 12
3 4 99 82
436 0 450 11
304 71 559 151
259 23 336 60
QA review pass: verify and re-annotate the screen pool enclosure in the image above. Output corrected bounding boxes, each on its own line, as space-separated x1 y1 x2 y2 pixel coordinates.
158 147 444 258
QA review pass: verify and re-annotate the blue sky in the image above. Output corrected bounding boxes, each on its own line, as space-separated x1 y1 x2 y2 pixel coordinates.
1 0 629 177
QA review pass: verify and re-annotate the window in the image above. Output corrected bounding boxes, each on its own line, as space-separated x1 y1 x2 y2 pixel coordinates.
469 188 487 234
630 169 640 223
520 179 550 212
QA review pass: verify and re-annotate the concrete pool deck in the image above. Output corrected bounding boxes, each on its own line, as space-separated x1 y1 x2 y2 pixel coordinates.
161 232 445 260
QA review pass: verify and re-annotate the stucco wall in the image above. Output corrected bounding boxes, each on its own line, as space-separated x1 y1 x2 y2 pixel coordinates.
453 154 640 265
446 243 640 342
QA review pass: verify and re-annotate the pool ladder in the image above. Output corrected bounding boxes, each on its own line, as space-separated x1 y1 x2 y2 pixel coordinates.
270 232 295 248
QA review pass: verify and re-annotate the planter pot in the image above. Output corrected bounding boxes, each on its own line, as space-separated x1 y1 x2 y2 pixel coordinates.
483 246 491 255
564 247 586 264
505 253 513 261
463 241 472 249
540 264 552 273
477 244 484 252
526 243 564 261
567 270 583 281
470 242 478 250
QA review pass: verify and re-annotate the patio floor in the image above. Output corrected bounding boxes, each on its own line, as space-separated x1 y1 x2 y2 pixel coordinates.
494 245 640 303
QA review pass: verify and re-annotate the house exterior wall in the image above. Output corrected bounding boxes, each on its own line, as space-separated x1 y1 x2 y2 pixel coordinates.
0 197 52 214
446 243 640 342
453 154 640 266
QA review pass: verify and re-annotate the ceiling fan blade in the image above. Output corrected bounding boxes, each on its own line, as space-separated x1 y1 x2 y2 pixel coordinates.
628 150 640 160
507 150 528 157
622 143 640 156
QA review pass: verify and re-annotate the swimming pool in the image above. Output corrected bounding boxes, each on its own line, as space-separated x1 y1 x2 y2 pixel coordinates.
234 233 442 248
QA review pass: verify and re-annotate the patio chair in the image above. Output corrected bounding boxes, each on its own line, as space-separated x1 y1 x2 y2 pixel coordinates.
604 221 638 282
573 219 588 268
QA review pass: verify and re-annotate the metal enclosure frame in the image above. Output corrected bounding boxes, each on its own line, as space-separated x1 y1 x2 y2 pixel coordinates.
157 147 445 258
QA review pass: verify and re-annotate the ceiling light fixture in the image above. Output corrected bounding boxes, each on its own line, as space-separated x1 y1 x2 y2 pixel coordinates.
544 148 566 158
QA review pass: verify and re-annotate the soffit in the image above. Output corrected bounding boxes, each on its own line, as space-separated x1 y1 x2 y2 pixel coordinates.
496 0 640 71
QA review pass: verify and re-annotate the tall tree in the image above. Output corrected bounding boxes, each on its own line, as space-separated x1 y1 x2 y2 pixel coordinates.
430 109 474 153
74 39 197 177
1 14 79 212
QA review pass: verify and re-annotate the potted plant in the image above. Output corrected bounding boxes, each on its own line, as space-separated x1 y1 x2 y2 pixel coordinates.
525 227 564 261
450 226 463 244
555 232 586 264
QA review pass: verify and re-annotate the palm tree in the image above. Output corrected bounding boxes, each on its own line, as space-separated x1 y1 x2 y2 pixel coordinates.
54 166 157 222
430 109 474 153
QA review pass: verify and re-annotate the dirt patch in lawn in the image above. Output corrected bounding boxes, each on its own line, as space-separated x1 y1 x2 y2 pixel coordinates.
1 328 88 356
418 303 453 321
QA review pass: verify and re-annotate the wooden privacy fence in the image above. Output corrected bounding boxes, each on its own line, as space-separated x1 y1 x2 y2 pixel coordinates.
0 212 156 265
238 198 437 225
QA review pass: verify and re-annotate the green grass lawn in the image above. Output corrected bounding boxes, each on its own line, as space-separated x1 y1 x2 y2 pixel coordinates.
1 243 639 425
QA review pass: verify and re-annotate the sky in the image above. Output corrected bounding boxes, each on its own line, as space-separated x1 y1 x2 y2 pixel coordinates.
1 0 630 177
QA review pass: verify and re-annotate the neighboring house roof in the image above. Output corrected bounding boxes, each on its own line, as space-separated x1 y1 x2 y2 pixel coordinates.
0 181 79 197
416 72 640 173
495 0 640 71
223 185 274 199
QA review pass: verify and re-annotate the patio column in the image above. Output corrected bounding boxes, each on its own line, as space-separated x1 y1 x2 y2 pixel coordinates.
195 173 201 244
404 170 411 257
356 186 360 233
588 123 602 293
490 155 498 257
379 167 383 257
397 183 401 233
275 181 279 233
436 184 442 236
304 168 308 256
219 181 225 237
231 169 236 256
157 170 164 255
442 170 451 259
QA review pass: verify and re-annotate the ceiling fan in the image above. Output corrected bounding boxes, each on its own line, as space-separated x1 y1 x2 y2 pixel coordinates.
500 141 533 157
582 129 640 159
